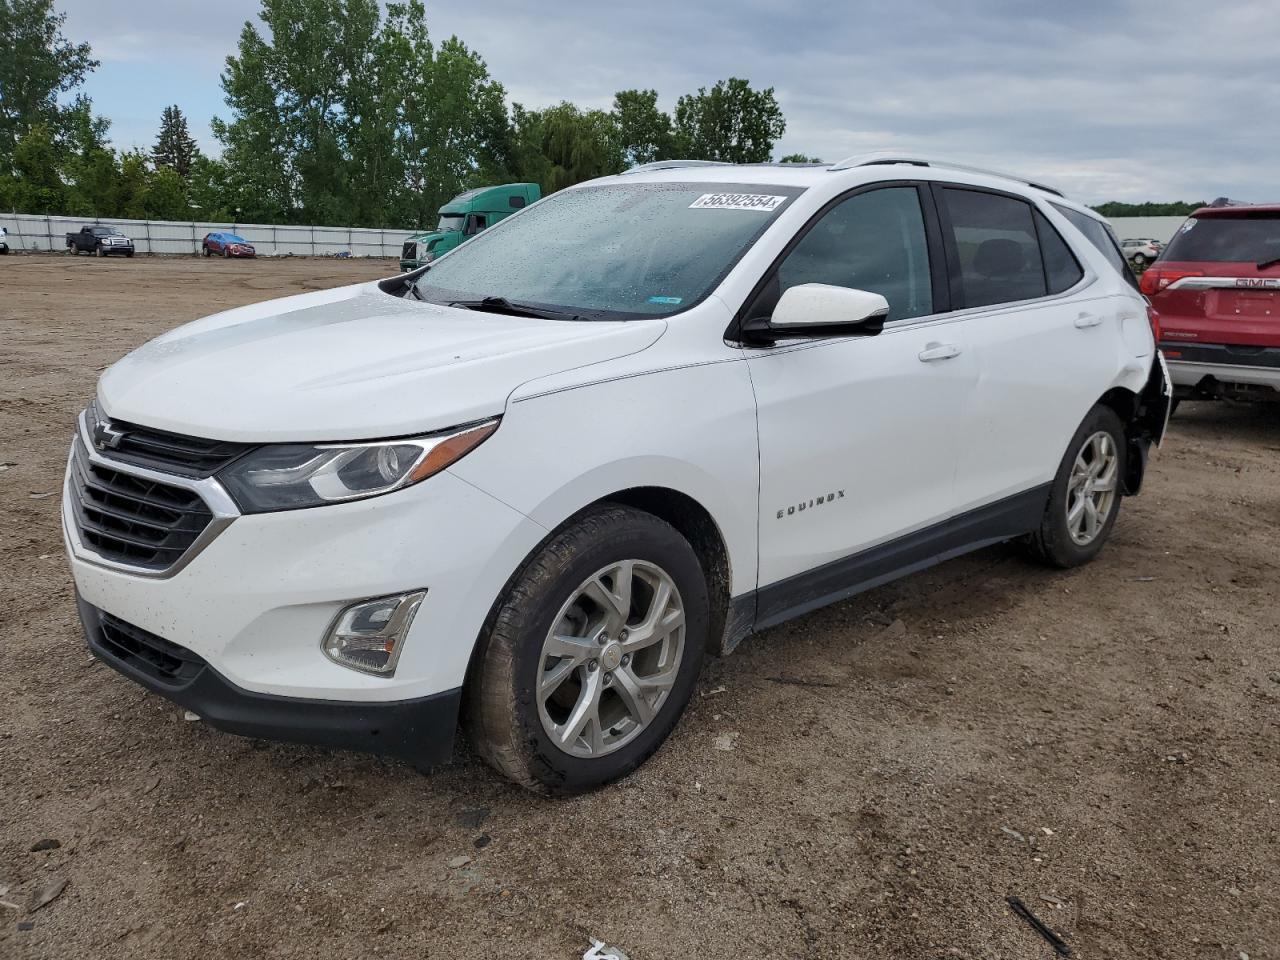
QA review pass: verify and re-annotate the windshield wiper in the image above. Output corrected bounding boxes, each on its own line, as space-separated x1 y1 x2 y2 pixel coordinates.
1256 256 1280 270
446 296 582 322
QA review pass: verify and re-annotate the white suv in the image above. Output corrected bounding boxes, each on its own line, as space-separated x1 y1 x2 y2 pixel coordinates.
64 155 1170 794
1120 237 1162 265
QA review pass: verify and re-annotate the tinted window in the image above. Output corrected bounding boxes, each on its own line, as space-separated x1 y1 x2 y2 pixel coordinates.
1162 214 1280 263
416 182 801 320
1052 203 1138 289
750 186 933 322
942 188 1045 307
1035 211 1084 294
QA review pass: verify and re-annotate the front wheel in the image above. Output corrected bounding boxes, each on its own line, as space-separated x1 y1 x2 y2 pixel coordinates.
1132 253 1149 266
203 245 211 257
96 245 106 257
1025 405 1126 568
465 505 709 795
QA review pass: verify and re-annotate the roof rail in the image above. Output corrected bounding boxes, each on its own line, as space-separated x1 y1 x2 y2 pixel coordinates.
620 159 732 175
827 152 1065 198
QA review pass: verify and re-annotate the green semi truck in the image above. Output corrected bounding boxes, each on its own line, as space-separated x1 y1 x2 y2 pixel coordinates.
399 183 541 270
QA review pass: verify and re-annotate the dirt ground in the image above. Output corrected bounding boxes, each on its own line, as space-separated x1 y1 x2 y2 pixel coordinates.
1 254 1277 960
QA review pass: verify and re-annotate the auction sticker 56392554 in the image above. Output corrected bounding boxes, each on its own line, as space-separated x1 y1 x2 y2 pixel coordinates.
689 193 787 211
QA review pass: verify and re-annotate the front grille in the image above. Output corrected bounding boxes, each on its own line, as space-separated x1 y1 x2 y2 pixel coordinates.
97 611 205 686
401 240 416 260
89 403 251 478
68 438 215 570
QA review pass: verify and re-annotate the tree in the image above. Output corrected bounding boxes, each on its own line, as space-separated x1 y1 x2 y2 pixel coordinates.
188 154 234 220
381 4 510 227
146 165 191 220
612 89 673 166
779 153 823 164
534 102 625 193
0 123 64 212
0 0 101 163
217 0 384 224
673 77 785 164
153 105 199 178
1092 200 1205 217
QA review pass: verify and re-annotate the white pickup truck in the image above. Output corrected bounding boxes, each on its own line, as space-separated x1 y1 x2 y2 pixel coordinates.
63 155 1169 794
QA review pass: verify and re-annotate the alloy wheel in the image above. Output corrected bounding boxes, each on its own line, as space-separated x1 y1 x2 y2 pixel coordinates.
1066 430 1119 545
536 559 685 758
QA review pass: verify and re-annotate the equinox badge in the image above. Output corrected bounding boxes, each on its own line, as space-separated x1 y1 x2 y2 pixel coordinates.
777 490 845 519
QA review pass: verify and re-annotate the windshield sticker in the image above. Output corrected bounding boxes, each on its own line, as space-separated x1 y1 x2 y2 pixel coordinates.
647 295 683 305
1180 219 1196 233
689 193 787 212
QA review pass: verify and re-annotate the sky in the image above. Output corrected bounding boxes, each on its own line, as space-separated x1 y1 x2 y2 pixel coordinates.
56 0 1280 205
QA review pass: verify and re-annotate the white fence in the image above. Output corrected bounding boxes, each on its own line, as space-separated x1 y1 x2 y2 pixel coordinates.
0 212 415 258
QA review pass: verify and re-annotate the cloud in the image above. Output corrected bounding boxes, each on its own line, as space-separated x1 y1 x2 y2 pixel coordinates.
54 0 1278 202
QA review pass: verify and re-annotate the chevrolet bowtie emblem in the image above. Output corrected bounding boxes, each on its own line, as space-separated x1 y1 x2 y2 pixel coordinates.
93 420 125 451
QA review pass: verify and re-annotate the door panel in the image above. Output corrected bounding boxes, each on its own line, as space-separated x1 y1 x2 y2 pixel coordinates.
749 321 976 588
952 296 1117 509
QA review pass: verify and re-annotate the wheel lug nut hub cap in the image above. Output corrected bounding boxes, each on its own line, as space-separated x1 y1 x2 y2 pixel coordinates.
600 643 623 671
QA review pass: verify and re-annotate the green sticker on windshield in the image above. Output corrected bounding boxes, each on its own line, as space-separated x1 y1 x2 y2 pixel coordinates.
647 296 683 305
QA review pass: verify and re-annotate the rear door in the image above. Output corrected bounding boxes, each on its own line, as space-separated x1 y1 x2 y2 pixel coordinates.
936 185 1119 510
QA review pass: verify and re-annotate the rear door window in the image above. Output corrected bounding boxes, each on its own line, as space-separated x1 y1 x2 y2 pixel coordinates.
1162 215 1280 264
1052 203 1139 290
940 188 1046 307
1035 211 1084 294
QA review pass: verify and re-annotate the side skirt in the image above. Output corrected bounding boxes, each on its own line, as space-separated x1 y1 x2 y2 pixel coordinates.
722 484 1050 650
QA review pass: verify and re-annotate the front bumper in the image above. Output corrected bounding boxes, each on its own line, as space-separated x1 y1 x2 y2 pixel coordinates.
63 423 548 706
77 594 461 767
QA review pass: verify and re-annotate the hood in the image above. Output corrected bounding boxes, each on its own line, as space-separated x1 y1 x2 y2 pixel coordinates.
98 282 665 442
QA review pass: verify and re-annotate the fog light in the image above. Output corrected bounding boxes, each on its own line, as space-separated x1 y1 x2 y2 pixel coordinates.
322 590 425 676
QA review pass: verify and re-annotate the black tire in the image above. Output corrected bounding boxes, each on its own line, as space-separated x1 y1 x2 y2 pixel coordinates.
125 250 134 258
203 245 211 257
223 247 230 259
1132 253 1148 266
96 245 106 257
465 504 709 795
1025 405 1127 568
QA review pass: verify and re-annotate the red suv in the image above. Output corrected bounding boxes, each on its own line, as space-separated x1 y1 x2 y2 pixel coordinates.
1143 204 1280 402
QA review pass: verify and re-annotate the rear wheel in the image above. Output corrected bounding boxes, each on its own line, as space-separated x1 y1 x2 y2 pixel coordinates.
465 505 709 795
1132 253 1149 266
1025 405 1126 568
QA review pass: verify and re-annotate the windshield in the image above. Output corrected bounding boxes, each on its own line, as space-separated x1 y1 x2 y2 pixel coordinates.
91 228 112 236
437 214 465 232
1163 215 1280 263
414 182 802 320
225 234 247 244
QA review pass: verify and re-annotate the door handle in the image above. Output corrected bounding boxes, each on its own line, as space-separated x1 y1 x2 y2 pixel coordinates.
1074 312 1103 329
918 342 961 362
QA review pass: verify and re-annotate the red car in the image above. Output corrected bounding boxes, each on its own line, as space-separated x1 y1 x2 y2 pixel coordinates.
1143 203 1280 403
202 232 256 258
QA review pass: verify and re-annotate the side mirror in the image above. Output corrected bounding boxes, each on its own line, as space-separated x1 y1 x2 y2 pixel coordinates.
743 283 890 344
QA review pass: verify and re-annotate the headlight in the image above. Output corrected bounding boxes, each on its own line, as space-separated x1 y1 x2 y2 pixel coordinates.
219 419 498 513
